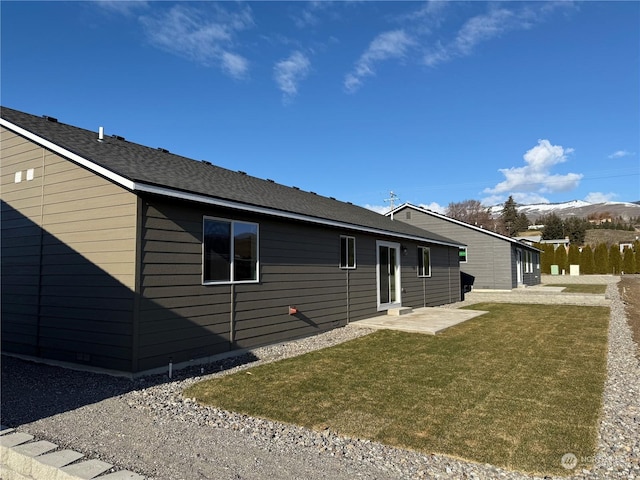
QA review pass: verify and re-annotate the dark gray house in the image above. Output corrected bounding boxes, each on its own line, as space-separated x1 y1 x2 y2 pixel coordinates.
1 107 464 375
388 203 541 290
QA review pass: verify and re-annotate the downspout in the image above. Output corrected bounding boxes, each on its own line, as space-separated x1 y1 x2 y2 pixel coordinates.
230 283 235 346
346 269 350 324
131 197 144 373
448 248 452 303
36 148 46 356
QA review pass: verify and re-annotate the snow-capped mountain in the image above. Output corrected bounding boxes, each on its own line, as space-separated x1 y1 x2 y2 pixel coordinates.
490 200 640 221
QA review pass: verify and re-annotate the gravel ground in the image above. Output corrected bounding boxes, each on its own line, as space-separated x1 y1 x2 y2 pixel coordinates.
2 277 638 480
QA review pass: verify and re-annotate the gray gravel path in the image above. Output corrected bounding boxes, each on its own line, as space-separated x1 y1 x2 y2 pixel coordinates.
2 275 638 479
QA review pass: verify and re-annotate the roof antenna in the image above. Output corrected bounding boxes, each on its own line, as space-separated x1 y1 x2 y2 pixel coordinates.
98 126 104 142
385 191 399 219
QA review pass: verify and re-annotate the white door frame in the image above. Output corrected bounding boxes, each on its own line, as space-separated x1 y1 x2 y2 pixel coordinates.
516 248 524 285
376 240 402 310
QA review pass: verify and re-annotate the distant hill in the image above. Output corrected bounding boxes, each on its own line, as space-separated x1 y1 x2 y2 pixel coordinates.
490 200 640 222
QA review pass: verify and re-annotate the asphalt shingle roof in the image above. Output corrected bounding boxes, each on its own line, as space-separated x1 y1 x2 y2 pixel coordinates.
1 106 462 246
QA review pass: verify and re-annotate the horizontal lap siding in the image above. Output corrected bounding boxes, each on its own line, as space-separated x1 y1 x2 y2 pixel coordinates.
1 127 137 371
138 198 390 370
395 208 513 290
138 200 231 371
400 244 461 308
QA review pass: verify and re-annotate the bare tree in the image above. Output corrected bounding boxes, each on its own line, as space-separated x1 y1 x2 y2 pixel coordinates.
446 200 494 228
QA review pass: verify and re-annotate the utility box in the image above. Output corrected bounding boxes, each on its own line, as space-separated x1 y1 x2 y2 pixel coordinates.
551 265 559 275
570 264 580 276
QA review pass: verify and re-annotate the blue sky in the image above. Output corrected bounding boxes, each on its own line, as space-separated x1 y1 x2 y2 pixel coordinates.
2 1 639 213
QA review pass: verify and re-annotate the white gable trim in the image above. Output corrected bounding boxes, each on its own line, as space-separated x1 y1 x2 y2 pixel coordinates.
389 203 539 251
0 118 136 190
1 118 462 248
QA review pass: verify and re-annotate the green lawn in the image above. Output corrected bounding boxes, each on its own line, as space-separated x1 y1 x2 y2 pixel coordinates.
185 303 609 475
546 284 607 294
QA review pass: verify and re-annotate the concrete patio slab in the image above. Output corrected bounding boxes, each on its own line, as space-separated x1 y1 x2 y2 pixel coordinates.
351 307 488 335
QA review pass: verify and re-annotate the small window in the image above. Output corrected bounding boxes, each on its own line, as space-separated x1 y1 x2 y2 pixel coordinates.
418 246 431 277
203 217 258 284
459 247 467 263
340 236 356 269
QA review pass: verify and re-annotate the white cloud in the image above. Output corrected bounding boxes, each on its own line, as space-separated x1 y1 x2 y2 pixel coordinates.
345 2 572 92
96 0 149 16
364 204 391 215
484 139 583 196
608 150 633 159
139 4 252 79
585 192 619 203
422 2 571 68
344 30 415 93
418 202 445 214
274 51 311 103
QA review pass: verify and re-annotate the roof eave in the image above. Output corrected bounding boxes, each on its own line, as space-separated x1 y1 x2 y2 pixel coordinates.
1 117 463 248
390 203 539 250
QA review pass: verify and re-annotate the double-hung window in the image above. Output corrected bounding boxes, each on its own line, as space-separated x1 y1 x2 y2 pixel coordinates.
340 236 356 269
203 217 259 284
418 246 431 277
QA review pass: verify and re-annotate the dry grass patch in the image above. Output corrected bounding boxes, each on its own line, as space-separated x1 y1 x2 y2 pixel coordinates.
546 284 607 294
185 303 609 475
619 275 640 358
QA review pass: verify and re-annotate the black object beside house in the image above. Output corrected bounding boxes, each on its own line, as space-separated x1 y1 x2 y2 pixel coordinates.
388 203 541 291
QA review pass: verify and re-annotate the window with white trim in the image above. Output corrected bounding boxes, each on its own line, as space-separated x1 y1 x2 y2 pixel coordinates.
459 247 468 263
340 236 356 269
418 246 431 277
203 217 258 283
524 250 533 273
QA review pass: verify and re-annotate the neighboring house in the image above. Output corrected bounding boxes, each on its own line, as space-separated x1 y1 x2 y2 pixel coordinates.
514 233 542 245
540 238 570 249
1 107 464 375
387 204 541 290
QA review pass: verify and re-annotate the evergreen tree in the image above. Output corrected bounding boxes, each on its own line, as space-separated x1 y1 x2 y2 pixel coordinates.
514 212 531 235
567 244 580 267
499 195 519 236
622 247 636 274
541 213 564 240
609 245 622 274
635 241 640 274
554 245 568 274
593 243 609 274
580 245 595 274
563 217 589 244
538 243 554 274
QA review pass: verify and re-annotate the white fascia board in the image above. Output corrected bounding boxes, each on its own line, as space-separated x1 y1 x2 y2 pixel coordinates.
136 183 463 248
0 118 136 190
390 203 538 250
1 118 461 248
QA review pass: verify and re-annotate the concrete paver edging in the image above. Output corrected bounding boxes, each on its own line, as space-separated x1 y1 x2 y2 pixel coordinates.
0 427 144 480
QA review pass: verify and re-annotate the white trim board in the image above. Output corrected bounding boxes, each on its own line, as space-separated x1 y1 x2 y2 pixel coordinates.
1 118 462 248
